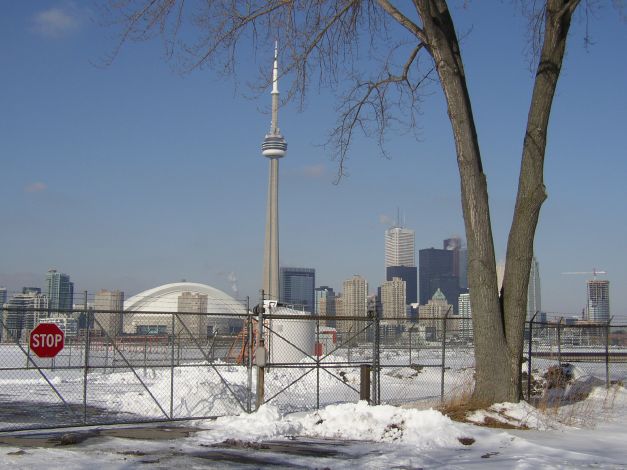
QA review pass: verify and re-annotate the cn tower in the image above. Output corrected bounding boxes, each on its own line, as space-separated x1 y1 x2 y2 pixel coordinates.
261 43 287 301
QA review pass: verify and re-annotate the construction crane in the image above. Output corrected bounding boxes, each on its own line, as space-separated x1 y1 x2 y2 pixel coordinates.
561 268 607 279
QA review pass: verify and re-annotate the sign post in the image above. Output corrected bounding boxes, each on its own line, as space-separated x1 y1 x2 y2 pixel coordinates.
30 323 65 358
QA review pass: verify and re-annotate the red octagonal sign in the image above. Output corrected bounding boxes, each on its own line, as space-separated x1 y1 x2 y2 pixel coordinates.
30 323 65 358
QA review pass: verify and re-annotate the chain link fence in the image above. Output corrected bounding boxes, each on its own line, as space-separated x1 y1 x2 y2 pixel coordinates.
0 307 253 432
524 319 627 400
1 303 625 432
256 307 474 415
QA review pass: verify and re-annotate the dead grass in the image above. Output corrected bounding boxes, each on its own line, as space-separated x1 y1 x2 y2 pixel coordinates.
532 382 621 427
437 377 491 425
437 367 623 430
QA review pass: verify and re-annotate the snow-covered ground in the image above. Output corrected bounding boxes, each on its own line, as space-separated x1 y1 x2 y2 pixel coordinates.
0 386 625 468
2 342 627 468
0 344 477 430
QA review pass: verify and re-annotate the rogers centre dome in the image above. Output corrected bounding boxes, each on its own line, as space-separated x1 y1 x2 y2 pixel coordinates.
122 282 247 335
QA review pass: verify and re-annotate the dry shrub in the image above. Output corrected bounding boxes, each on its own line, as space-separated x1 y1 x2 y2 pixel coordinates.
532 371 620 427
437 376 478 422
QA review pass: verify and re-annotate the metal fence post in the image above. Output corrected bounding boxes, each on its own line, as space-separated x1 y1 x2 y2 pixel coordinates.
360 364 371 403
527 312 538 400
143 336 148 373
557 317 563 368
440 307 451 403
103 340 108 373
370 309 380 405
316 315 320 410
170 314 175 419
246 297 253 413
377 314 381 404
83 292 91 424
256 290 265 410
606 317 612 389
409 326 412 365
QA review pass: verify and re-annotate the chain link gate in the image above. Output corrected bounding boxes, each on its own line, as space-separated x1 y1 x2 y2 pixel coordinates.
0 306 253 432
254 303 475 414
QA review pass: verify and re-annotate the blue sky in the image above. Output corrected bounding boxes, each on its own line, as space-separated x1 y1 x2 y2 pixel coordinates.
1 1 626 319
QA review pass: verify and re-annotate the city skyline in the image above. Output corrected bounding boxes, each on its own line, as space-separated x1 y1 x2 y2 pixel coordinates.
0 260 616 323
1 3 626 319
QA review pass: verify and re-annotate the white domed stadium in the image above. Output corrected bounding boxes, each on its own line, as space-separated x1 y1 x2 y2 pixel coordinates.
123 282 247 336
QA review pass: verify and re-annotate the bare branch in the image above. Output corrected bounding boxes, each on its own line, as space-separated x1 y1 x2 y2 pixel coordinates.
376 0 427 42
329 41 432 182
102 0 437 180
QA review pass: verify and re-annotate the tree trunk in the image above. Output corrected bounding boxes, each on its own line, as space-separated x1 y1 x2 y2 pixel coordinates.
416 0 579 405
501 0 579 400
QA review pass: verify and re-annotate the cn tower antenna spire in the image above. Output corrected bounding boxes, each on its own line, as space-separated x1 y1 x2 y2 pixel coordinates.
261 41 287 301
272 40 279 95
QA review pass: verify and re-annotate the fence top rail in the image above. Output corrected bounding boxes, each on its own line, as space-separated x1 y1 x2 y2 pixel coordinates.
529 321 627 328
0 307 251 317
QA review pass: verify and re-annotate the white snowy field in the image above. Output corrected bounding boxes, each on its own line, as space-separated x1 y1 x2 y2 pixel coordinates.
1 339 627 468
0 343 478 430
0 386 625 469
0 341 625 432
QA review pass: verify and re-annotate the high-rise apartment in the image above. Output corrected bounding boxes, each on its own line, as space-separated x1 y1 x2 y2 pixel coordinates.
340 275 368 334
380 277 406 325
0 288 7 307
94 289 125 337
1 290 48 341
458 292 473 341
45 269 74 313
527 257 541 320
386 266 417 304
586 279 610 323
280 267 315 313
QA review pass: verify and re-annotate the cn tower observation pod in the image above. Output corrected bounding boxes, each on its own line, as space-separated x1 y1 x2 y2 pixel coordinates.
262 133 287 157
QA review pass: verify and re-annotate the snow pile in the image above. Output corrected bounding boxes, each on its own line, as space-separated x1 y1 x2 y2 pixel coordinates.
298 401 469 447
199 401 479 450
200 404 304 442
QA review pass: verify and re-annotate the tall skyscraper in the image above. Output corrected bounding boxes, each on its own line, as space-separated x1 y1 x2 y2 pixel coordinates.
385 224 417 305
419 248 460 311
527 257 541 320
45 269 74 313
94 289 125 337
385 226 415 268
261 43 287 302
280 267 315 313
380 277 406 325
586 279 610 323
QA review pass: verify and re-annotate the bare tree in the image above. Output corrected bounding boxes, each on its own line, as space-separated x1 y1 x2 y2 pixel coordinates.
103 0 582 405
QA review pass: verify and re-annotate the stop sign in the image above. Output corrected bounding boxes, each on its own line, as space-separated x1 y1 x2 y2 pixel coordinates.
30 323 65 358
